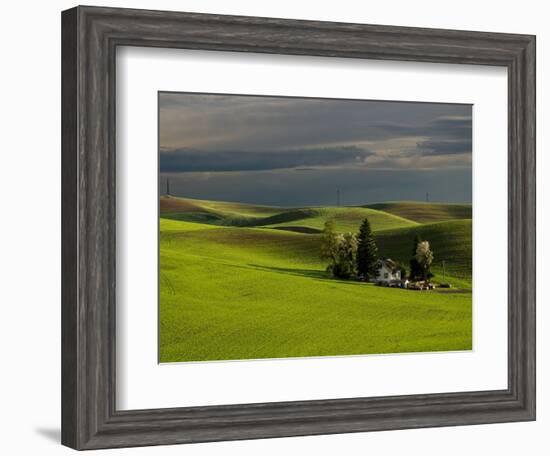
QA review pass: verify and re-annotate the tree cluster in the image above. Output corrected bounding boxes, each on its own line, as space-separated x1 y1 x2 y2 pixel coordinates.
321 218 379 280
321 221 359 279
321 218 434 282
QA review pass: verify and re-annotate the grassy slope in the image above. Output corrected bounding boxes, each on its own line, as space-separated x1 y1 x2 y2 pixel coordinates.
264 207 418 233
160 217 472 362
161 195 282 216
160 196 283 226
375 220 472 288
160 196 418 233
364 201 472 224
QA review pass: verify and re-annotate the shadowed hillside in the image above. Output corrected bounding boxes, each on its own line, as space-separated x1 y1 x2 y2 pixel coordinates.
363 201 472 223
375 219 472 288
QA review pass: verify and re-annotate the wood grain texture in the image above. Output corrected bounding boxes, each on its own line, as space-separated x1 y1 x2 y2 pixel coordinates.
61 7 78 449
61 5 536 450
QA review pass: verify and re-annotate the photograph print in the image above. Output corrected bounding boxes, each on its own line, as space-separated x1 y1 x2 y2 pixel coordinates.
158 92 472 363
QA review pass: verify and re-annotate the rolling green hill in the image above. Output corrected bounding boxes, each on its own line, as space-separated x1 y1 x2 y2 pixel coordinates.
159 197 472 363
263 207 418 233
161 220 322 269
160 196 418 233
363 201 472 223
160 196 283 226
375 220 472 288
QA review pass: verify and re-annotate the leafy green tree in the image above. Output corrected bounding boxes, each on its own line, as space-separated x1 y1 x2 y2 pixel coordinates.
409 234 422 280
332 233 358 279
320 220 338 265
356 218 378 280
415 240 434 280
321 221 358 279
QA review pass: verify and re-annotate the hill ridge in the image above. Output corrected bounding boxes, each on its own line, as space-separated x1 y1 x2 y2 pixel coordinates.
160 196 420 233
363 201 472 223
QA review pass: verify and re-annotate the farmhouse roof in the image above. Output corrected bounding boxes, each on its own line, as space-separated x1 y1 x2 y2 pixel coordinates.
377 258 400 273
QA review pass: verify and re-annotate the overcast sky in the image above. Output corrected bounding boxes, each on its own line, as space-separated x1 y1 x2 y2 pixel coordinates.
159 92 472 206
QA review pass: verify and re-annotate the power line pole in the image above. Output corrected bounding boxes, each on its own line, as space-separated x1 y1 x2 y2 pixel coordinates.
426 191 429 202
337 188 340 207
166 178 171 196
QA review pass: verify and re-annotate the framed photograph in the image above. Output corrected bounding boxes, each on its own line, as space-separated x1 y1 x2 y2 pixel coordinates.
157 92 474 363
61 6 535 450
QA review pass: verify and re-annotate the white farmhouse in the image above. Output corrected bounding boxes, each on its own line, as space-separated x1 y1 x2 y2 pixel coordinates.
375 258 402 283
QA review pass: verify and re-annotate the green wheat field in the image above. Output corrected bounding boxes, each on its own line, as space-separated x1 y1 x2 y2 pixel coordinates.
159 196 472 363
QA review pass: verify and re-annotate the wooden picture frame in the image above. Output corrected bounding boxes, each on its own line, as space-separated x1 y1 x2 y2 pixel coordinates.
61 5 536 450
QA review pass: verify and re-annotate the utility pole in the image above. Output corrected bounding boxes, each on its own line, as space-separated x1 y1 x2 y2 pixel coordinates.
426 192 429 202
166 178 171 196
337 188 340 207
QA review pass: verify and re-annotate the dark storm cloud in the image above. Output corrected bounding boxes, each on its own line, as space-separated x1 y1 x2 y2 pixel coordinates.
416 139 473 156
431 115 472 132
158 93 472 204
374 116 471 138
160 146 373 172
159 93 472 162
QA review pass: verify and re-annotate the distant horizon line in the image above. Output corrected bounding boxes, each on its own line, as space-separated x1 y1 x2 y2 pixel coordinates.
159 194 472 208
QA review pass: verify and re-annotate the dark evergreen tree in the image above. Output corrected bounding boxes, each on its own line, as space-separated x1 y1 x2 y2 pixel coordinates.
356 218 378 280
409 234 422 280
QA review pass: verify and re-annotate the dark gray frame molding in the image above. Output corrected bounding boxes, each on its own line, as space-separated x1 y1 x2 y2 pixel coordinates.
61 5 536 450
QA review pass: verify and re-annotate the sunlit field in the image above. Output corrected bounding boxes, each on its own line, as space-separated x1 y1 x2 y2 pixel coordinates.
159 197 472 363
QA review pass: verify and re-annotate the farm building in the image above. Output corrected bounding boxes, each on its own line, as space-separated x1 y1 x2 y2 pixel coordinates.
374 258 402 284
